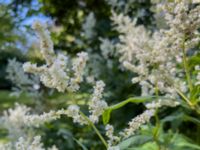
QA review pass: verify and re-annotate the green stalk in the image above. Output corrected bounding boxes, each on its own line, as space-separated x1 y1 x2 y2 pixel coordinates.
182 39 193 95
175 88 193 107
109 96 155 110
80 111 108 149
153 82 161 150
175 88 200 114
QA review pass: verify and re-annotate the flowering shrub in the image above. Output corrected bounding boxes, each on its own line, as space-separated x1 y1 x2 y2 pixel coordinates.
0 0 200 150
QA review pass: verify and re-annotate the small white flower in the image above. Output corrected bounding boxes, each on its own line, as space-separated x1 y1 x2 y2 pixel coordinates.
23 21 88 92
89 81 108 123
121 109 155 138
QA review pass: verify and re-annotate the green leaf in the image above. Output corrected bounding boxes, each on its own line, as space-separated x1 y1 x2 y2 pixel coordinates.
102 109 111 125
161 113 184 123
190 85 200 104
118 135 152 150
102 96 154 124
183 115 200 125
188 53 200 68
73 138 88 150
171 134 200 150
123 142 158 150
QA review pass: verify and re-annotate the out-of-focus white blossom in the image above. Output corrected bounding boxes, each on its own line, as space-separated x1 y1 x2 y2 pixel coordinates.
16 136 58 150
0 103 70 141
89 81 108 123
0 141 12 150
100 38 115 59
82 12 96 39
25 109 67 127
23 21 88 92
107 145 120 150
0 103 31 139
0 136 59 150
15 136 45 150
86 76 95 84
6 58 40 97
106 0 123 9
99 38 116 69
32 20 55 65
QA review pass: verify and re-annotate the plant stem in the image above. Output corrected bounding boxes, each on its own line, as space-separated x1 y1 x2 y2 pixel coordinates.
175 88 193 107
80 111 108 149
153 82 161 150
110 96 155 110
175 88 200 114
182 39 193 94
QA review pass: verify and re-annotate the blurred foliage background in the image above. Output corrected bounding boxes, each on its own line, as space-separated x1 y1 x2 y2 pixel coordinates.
0 0 199 150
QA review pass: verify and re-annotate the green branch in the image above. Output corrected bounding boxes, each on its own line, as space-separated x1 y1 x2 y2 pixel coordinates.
80 111 108 149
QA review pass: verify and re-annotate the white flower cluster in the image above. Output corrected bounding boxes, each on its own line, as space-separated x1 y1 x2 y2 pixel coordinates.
82 12 96 39
15 136 50 150
111 0 200 98
100 38 115 59
23 20 88 92
99 38 115 69
25 109 68 127
145 99 180 109
32 20 55 65
105 124 120 149
121 109 155 138
64 81 108 125
0 104 59 149
105 98 180 148
67 105 88 125
0 103 31 139
70 52 89 91
106 0 123 9
89 80 108 123
0 136 58 150
0 104 68 139
107 145 120 150
6 58 40 97
106 0 146 14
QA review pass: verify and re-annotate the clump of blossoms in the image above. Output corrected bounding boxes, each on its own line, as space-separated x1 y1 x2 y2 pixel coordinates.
2 1 199 149
0 135 58 150
89 80 108 123
111 0 200 102
82 12 96 39
105 124 120 150
14 136 58 150
23 21 88 92
0 103 67 140
0 103 60 149
103 99 180 149
121 109 155 138
0 80 108 148
6 58 40 97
